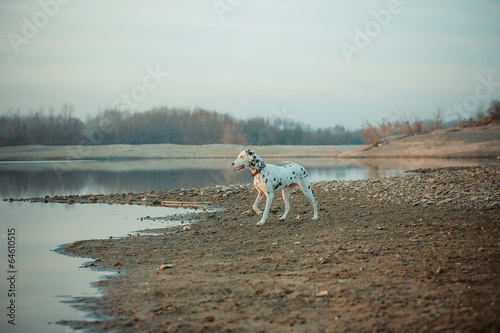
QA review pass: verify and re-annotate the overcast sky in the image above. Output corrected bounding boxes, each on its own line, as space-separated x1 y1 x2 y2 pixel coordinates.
1 0 499 129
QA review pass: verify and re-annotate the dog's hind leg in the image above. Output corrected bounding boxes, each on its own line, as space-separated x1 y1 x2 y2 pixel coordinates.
280 183 297 221
299 182 318 220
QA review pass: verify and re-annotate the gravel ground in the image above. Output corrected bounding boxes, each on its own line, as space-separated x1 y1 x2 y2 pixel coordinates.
319 165 500 210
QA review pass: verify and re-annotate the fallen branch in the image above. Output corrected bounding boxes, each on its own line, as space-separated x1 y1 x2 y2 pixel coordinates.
161 203 203 208
161 200 212 210
161 201 212 205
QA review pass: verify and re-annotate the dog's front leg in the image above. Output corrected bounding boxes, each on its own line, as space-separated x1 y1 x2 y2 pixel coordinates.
257 191 274 225
253 191 264 215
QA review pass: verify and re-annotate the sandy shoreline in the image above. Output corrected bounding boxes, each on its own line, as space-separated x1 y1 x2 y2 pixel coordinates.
33 165 500 332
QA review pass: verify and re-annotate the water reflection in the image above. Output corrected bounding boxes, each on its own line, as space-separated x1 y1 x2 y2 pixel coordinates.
1 157 499 199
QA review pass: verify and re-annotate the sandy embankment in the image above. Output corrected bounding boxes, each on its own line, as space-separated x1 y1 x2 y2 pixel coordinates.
339 124 500 158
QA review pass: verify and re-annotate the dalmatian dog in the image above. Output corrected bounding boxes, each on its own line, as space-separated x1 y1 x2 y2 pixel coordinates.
232 149 318 225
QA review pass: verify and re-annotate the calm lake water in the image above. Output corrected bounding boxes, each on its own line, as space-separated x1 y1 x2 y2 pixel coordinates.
0 157 498 332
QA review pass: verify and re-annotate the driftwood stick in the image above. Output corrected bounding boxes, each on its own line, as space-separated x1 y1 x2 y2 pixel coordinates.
161 201 212 205
162 203 203 207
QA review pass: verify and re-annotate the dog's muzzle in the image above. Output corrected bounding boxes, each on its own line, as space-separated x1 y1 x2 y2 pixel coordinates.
232 162 245 171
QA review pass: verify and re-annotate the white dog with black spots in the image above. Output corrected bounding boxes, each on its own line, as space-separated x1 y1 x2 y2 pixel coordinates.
232 149 319 225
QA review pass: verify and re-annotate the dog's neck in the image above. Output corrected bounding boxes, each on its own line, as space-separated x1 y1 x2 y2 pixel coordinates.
249 155 266 177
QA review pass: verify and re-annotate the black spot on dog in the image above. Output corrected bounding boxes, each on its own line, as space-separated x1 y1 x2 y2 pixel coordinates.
273 181 283 190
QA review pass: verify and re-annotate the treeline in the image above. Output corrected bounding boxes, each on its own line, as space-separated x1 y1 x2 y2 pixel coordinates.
0 104 85 146
0 105 364 146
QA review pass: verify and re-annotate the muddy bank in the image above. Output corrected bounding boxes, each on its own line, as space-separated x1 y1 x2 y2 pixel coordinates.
24 165 499 332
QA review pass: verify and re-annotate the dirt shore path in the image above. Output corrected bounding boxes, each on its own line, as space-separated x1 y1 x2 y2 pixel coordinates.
38 165 500 332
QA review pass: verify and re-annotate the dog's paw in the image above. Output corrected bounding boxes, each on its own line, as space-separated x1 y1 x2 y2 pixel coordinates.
256 220 266 226
253 208 263 215
312 216 318 220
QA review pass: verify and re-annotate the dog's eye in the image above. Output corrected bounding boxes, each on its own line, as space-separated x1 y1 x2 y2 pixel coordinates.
239 156 243 159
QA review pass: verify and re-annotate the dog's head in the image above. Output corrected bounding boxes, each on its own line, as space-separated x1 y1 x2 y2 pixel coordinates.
232 149 260 171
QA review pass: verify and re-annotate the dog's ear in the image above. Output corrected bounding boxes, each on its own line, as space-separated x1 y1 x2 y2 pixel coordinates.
247 149 254 156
